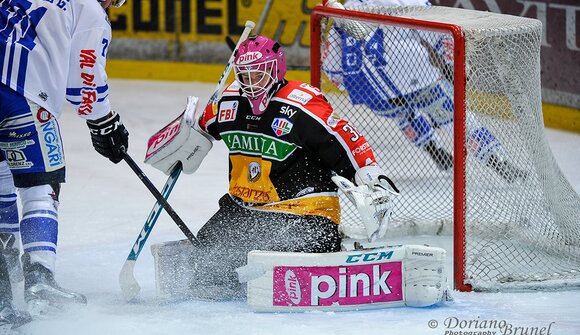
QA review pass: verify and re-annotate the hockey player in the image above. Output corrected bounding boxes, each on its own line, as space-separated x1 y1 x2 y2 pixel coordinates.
323 0 527 182
146 35 398 299
0 0 129 313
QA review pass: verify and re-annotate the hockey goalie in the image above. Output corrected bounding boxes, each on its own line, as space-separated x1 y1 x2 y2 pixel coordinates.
144 34 449 311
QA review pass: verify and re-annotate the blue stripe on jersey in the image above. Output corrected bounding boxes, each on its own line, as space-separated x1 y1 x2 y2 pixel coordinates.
375 66 403 97
66 94 109 106
0 2 46 91
66 84 109 97
6 32 17 87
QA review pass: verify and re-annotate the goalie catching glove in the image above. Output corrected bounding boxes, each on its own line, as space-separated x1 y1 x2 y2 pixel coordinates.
332 165 400 241
86 111 129 164
144 96 213 175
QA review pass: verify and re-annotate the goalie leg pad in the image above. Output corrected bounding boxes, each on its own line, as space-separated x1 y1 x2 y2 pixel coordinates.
241 244 448 312
152 195 342 301
151 239 244 301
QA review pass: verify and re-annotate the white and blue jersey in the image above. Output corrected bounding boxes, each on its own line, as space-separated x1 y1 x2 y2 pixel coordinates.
1 0 111 120
0 0 111 184
323 21 453 148
333 28 448 117
322 0 503 160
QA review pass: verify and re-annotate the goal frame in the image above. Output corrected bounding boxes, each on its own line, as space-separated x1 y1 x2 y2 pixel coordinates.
310 4 472 292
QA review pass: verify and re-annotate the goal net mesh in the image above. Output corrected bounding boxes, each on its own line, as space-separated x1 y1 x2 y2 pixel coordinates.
313 5 580 291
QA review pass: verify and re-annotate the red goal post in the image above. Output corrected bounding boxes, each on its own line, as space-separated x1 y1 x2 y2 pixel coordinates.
310 3 580 292
311 3 470 292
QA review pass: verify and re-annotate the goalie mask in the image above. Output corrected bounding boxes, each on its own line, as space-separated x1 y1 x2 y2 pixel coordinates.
234 35 287 115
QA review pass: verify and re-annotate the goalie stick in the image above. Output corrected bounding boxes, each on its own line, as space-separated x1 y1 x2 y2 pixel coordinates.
119 20 256 301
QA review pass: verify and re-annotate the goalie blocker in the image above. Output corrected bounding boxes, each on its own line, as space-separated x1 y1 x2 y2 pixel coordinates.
151 241 449 311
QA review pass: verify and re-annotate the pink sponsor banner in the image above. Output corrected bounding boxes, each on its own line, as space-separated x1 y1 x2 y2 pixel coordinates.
272 262 403 307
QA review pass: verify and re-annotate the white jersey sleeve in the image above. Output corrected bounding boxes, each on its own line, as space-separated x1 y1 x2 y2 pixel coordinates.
0 0 111 121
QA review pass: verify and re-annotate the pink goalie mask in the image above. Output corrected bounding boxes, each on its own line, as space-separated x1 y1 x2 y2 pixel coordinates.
234 36 286 113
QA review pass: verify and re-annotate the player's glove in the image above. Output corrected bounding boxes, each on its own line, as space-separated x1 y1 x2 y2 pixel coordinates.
332 165 400 241
87 111 129 163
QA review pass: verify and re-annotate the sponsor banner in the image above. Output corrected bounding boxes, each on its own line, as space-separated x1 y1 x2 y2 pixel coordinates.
272 262 403 307
109 0 318 46
107 0 579 111
221 131 297 161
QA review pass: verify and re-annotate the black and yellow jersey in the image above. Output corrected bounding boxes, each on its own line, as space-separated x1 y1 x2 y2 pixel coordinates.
199 80 377 224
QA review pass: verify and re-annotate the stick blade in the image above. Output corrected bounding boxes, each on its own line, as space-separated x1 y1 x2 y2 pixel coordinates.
119 260 141 301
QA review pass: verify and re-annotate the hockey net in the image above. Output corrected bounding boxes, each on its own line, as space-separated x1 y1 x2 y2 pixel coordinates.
311 4 580 291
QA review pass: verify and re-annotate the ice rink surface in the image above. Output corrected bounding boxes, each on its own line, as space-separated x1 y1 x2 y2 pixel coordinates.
12 79 580 335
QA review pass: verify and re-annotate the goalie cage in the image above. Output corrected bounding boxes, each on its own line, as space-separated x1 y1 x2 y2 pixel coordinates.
311 3 580 292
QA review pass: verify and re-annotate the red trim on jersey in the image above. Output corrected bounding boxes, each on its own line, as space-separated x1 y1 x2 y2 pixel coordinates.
276 81 376 168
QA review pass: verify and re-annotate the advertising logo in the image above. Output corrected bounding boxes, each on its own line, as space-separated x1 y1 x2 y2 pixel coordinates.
145 116 182 160
287 89 313 105
219 101 238 122
272 262 403 307
271 118 293 137
248 161 261 182
237 51 262 65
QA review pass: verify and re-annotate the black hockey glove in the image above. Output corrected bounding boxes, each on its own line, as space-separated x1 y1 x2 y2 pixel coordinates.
86 111 129 164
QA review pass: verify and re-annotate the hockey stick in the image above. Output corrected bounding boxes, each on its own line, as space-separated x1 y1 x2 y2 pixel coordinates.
323 0 373 40
207 20 256 110
119 20 256 301
255 0 273 35
123 153 201 247
119 163 181 301
119 96 198 301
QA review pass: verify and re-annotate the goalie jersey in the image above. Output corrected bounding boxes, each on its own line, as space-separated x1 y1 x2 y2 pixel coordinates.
0 0 112 120
199 80 377 224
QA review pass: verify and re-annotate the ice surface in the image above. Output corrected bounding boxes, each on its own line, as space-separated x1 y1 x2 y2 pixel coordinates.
11 79 580 335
